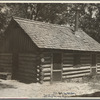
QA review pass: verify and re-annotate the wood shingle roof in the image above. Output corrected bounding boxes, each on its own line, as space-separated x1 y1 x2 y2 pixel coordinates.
12 17 100 52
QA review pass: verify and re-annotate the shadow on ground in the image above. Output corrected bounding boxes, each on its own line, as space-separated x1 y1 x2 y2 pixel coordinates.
75 92 100 97
75 82 100 97
0 83 17 89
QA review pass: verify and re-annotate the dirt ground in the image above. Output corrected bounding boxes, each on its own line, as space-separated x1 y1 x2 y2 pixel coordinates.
0 78 100 98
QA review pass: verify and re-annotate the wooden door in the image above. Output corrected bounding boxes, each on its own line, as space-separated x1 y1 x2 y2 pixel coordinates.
52 53 62 82
91 53 97 75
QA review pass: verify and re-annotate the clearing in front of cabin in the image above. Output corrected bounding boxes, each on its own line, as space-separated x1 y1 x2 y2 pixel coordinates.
0 76 100 98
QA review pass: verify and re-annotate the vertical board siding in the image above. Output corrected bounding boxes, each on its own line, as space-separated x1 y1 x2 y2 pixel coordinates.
62 52 91 79
9 27 39 53
41 52 51 82
0 53 12 73
18 53 37 83
97 54 100 74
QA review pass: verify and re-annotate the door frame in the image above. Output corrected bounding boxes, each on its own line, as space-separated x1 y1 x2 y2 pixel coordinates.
50 52 63 83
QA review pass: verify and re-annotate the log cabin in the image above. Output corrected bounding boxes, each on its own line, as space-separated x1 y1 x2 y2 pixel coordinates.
1 16 100 83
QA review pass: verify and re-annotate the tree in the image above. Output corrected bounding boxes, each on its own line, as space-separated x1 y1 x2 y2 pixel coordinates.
0 3 100 43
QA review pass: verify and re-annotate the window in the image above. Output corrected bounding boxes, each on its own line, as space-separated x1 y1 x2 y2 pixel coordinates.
74 54 81 67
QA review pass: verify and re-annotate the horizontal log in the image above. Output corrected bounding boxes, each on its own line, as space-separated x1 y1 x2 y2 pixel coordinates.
0 60 12 63
63 64 73 67
97 69 100 72
19 65 37 70
97 72 100 74
63 53 73 56
19 57 36 61
80 62 91 65
42 60 51 64
0 67 12 69
80 54 90 56
19 54 37 57
81 64 91 66
18 71 37 75
63 66 90 70
63 66 90 72
19 66 36 71
42 68 51 72
62 70 90 76
63 62 73 64
62 73 90 79
18 68 37 74
97 55 100 57
43 53 51 57
18 71 37 76
42 70 51 73
0 72 11 75
43 73 51 76
43 77 51 81
18 72 37 78
19 78 37 83
42 64 51 68
0 64 12 67
97 61 100 63
19 61 37 66
0 69 12 73
0 63 12 67
0 53 12 56
80 60 91 62
80 57 91 59
97 66 100 69
63 56 73 59
44 75 51 77
18 76 37 81
0 57 12 60
63 60 73 63
44 57 51 60
98 57 100 59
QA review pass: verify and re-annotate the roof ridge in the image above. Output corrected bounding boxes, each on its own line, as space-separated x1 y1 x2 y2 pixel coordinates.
13 16 73 30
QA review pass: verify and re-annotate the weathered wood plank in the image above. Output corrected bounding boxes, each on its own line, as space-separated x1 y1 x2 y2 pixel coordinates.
42 64 51 68
63 66 90 72
19 65 36 70
19 57 36 61
44 57 51 60
18 68 36 74
0 53 12 56
42 68 51 72
0 57 12 60
42 60 51 64
0 63 12 67
0 60 12 63
63 64 73 67
19 53 37 57
62 70 90 76
62 73 90 79
19 61 36 66
43 77 51 81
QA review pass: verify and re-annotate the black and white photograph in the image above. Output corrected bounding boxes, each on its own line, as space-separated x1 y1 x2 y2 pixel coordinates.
0 1 100 98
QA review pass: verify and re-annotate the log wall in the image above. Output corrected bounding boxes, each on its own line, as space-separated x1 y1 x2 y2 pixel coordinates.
41 52 92 83
18 53 37 83
62 52 91 80
97 53 100 74
0 53 12 73
40 52 52 82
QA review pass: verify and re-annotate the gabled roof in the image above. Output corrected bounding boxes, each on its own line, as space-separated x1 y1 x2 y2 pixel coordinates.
11 17 100 52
